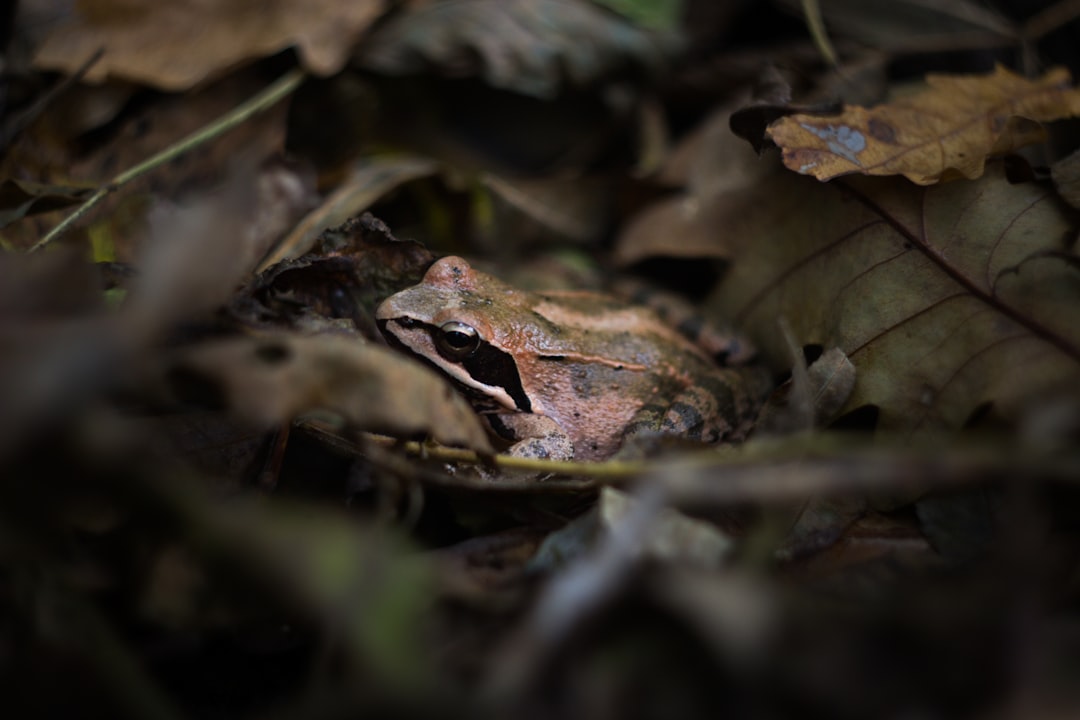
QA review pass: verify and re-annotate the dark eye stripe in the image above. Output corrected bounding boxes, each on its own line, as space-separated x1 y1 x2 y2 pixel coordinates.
460 341 531 413
381 318 531 412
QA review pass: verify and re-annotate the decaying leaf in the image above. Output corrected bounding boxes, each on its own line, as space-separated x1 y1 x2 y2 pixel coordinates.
34 0 387 90
167 333 492 453
767 65 1080 185
357 0 671 99
710 163 1080 435
242 213 436 334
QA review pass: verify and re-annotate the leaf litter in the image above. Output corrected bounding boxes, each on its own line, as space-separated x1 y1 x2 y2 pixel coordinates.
3 2 1080 719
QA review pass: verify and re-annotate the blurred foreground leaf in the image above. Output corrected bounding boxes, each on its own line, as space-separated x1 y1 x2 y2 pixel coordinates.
358 0 672 99
34 0 387 89
168 333 493 453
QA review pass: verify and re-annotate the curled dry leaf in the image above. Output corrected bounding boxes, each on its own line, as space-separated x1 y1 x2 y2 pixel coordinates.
34 0 386 90
241 213 436 336
710 163 1080 436
767 65 1080 185
168 333 492 453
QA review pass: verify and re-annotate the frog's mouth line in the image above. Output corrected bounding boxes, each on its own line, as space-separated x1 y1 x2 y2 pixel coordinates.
378 318 532 414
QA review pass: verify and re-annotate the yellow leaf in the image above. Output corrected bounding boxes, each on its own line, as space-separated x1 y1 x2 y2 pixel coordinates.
767 65 1080 185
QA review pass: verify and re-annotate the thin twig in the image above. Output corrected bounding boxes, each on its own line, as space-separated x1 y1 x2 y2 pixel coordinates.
29 67 306 253
362 430 1080 497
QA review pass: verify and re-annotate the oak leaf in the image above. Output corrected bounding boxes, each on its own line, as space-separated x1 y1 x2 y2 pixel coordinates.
767 65 1080 185
709 163 1080 436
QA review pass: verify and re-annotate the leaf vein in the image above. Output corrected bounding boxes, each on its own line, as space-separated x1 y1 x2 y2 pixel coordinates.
839 180 1080 363
734 219 887 326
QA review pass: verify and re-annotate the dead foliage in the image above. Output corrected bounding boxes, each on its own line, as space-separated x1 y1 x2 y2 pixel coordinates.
2 1 1080 719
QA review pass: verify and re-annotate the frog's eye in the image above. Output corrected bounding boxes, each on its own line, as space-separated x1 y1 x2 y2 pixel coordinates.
435 321 480 360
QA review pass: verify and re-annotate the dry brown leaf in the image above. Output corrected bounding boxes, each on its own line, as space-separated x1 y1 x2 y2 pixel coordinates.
709 162 1080 436
616 103 779 266
1051 147 1080 210
242 213 437 338
767 65 1080 185
34 0 386 90
168 333 493 453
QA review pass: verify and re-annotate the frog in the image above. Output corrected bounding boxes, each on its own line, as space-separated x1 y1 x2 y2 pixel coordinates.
375 256 770 463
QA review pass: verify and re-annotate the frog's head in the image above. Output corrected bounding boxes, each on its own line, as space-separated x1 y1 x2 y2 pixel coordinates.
375 256 532 413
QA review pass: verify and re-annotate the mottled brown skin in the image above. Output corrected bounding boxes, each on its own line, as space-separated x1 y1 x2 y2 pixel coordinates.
376 256 766 462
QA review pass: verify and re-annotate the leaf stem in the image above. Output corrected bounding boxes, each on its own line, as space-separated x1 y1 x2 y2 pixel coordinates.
29 67 307 253
801 0 838 67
